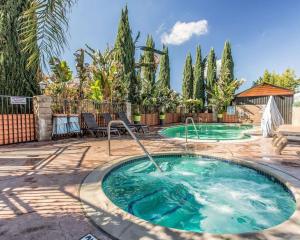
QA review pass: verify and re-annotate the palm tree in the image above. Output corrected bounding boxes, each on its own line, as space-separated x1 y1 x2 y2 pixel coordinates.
19 0 76 68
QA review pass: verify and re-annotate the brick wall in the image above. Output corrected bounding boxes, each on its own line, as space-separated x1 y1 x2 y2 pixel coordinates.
222 113 239 123
0 114 35 145
197 113 213 123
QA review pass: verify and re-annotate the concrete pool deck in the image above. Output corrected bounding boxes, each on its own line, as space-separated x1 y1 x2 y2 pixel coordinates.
1 128 300 240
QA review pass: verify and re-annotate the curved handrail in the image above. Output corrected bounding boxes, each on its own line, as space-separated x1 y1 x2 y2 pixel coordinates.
108 120 162 172
185 117 200 143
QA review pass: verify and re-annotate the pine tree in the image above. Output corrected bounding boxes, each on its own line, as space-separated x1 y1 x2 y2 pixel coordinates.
0 0 39 96
142 35 156 91
182 53 194 100
220 41 234 84
114 6 138 103
193 45 205 105
158 45 170 89
206 48 217 105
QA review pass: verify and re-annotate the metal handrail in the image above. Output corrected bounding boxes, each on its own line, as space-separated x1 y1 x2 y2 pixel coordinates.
185 117 200 143
108 120 162 172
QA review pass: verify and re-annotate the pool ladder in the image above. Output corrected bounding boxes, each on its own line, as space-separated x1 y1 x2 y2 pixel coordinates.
185 117 200 144
108 120 163 172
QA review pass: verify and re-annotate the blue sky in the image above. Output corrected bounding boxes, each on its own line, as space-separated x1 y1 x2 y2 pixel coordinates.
62 0 300 93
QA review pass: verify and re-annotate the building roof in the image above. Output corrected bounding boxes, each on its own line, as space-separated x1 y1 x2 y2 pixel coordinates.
236 83 294 98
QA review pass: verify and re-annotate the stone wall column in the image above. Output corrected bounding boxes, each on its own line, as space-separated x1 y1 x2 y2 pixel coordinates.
126 101 132 122
33 96 53 141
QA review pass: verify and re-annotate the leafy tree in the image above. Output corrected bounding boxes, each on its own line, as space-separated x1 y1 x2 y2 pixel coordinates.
182 53 194 100
47 57 73 99
220 41 234 84
114 6 138 103
206 48 217 105
142 35 156 92
0 0 39 96
135 54 143 103
209 68 242 113
158 45 170 89
85 45 128 102
19 0 75 68
74 49 90 100
254 69 300 90
154 87 180 113
193 45 205 107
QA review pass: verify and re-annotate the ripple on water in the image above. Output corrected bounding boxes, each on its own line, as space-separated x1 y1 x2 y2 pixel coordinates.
103 155 296 234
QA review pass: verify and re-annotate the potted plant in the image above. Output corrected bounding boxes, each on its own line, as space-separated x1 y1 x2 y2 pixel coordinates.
217 112 224 122
132 106 141 124
159 109 166 126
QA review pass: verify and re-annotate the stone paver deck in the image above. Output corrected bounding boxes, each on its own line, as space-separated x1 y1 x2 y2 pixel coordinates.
0 129 300 240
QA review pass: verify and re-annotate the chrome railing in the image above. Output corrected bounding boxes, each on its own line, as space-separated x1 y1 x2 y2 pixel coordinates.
108 120 162 172
185 117 200 143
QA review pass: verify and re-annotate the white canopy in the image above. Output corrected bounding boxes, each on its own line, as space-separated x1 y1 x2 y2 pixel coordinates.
261 96 284 137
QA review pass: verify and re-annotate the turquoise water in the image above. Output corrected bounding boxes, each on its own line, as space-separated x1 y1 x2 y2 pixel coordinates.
160 124 253 140
102 155 296 234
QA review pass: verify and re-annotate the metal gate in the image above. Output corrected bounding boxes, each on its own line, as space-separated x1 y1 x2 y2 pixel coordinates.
0 95 36 145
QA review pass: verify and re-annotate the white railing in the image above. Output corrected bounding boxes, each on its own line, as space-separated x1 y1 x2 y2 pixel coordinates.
185 117 200 143
108 120 162 172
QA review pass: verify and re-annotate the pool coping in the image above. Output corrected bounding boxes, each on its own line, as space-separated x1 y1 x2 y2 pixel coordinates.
80 152 300 240
157 123 261 143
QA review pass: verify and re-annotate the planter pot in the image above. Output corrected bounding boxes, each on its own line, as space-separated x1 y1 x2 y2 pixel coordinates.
159 114 165 126
133 115 141 124
217 113 223 123
159 114 166 120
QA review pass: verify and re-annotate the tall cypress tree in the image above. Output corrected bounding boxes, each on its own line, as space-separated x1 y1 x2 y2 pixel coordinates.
114 6 138 103
142 35 156 91
220 41 234 84
158 45 170 89
193 45 205 104
206 48 217 105
182 53 194 100
0 0 39 96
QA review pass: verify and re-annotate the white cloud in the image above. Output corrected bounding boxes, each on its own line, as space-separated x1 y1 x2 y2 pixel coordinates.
161 20 208 45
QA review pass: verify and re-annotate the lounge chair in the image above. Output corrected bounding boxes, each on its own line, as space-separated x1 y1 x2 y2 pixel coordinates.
52 115 69 138
102 112 136 134
272 125 300 155
82 112 120 137
118 112 149 133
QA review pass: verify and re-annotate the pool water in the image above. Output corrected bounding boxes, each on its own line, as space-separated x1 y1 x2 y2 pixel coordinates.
160 124 253 140
102 155 296 234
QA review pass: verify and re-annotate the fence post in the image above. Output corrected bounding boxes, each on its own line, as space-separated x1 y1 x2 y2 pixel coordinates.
126 101 132 122
33 95 53 141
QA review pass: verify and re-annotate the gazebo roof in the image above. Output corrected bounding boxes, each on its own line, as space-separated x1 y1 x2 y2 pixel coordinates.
236 83 294 98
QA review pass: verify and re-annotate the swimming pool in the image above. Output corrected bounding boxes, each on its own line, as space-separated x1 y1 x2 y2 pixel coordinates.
102 154 296 234
160 124 253 141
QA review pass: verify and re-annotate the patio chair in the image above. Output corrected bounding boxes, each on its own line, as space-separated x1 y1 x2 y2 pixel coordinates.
118 112 150 134
68 115 83 137
52 115 68 139
102 112 136 134
272 126 300 155
82 112 120 137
